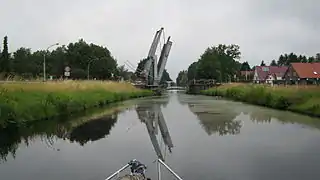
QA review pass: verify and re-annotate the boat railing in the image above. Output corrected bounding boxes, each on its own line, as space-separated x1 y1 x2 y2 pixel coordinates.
105 159 183 180
105 163 130 180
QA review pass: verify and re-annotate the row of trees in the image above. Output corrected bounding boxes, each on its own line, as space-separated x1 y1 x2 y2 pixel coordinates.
0 36 172 82
176 46 320 86
176 44 242 86
263 53 320 67
241 52 320 73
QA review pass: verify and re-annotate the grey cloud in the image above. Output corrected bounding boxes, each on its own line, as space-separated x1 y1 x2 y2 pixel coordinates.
1 0 319 78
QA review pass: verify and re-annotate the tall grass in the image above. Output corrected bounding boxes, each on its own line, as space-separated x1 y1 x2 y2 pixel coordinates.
201 84 320 117
0 81 153 128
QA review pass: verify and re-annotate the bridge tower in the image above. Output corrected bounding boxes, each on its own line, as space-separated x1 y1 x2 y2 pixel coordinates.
143 28 173 87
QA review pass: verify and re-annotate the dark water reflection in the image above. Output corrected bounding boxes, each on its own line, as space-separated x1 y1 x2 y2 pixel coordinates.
69 115 117 146
0 106 126 163
1 92 320 180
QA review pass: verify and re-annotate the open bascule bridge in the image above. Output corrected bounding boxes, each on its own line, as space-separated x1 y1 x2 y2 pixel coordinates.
132 27 173 93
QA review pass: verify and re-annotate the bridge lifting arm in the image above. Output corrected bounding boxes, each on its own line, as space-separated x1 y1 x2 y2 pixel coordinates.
156 36 172 85
144 28 164 80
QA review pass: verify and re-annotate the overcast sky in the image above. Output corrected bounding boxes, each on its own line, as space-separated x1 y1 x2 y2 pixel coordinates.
1 0 319 79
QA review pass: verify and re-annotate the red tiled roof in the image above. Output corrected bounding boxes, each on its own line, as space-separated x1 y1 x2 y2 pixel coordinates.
255 66 288 80
291 62 320 78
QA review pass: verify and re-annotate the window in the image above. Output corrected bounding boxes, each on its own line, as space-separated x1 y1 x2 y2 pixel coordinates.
262 67 269 72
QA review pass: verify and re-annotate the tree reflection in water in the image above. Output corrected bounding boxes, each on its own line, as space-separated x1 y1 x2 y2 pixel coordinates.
0 109 121 163
176 93 242 136
69 114 117 146
188 103 242 136
0 126 20 163
241 106 320 130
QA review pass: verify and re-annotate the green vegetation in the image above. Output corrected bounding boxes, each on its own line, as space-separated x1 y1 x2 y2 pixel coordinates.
176 44 242 84
175 43 320 85
201 84 320 117
0 36 174 81
0 81 153 128
0 102 133 162
176 70 187 87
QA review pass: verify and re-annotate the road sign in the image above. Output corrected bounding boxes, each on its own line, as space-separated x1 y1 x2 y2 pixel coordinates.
64 72 70 77
65 66 71 72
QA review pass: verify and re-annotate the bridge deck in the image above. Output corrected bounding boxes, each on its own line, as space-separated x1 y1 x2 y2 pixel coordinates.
187 79 220 94
166 86 186 90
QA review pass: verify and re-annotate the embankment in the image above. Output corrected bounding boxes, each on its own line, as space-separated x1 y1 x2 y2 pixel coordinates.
0 81 153 128
201 84 320 117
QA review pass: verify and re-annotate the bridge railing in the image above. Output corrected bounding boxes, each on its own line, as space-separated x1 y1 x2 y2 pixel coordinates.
166 86 186 90
188 79 216 86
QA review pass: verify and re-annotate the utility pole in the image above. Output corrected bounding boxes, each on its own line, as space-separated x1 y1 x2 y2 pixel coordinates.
43 43 59 81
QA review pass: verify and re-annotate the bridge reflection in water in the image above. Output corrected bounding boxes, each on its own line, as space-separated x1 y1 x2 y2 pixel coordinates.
135 99 173 162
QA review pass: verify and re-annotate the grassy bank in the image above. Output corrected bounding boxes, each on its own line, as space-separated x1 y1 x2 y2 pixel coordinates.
201 84 320 117
0 81 153 128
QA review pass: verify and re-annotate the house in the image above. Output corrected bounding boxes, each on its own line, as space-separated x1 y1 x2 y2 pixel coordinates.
240 70 254 77
284 62 320 84
253 66 288 84
238 70 254 81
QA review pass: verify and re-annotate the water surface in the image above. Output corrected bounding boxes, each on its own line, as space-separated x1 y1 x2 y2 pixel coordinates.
1 91 320 180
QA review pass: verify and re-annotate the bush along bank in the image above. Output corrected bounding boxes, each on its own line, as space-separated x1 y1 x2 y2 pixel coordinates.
201 85 320 117
0 82 153 128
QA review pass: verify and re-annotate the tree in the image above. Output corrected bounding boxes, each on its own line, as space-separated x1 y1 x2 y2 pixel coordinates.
11 47 33 78
308 56 315 63
316 53 320 62
135 58 148 78
188 44 241 83
276 53 302 65
277 55 285 66
176 70 188 87
4 39 119 80
0 36 10 75
116 65 133 81
187 61 198 80
301 55 308 63
288 53 298 63
240 61 251 71
260 60 266 66
160 69 172 84
49 46 67 78
270 60 277 66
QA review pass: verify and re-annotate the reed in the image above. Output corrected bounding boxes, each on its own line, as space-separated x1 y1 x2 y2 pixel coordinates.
0 81 153 128
202 84 320 117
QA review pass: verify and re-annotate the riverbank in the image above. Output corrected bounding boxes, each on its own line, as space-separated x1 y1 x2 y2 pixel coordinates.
0 81 153 128
201 84 320 117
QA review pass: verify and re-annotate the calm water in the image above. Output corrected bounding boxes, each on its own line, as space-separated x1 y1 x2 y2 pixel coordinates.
1 91 320 180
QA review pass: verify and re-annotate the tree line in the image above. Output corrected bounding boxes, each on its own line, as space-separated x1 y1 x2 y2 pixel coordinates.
239 53 320 72
176 46 320 86
176 44 242 86
0 36 172 82
267 53 320 67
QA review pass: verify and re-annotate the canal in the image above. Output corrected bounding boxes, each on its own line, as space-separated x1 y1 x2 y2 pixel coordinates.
1 91 320 180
